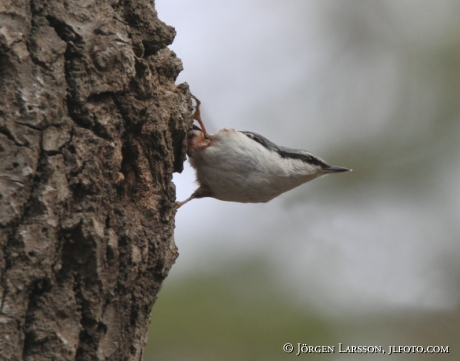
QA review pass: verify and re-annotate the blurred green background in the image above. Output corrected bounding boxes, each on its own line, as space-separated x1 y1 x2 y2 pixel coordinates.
148 1 460 360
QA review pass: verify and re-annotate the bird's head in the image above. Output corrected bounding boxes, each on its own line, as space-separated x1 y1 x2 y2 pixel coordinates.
241 131 351 177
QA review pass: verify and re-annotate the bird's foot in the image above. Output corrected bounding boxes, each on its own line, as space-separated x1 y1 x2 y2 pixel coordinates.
191 95 209 139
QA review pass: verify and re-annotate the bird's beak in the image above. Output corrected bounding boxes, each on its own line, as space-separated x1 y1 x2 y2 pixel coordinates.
323 165 351 173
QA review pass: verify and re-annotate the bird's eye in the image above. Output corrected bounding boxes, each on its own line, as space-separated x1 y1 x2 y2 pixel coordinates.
306 156 313 163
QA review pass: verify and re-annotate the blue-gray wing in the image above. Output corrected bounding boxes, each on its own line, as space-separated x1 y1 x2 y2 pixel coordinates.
240 131 282 152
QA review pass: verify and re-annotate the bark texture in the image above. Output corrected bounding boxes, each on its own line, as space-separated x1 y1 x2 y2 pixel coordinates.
0 0 190 360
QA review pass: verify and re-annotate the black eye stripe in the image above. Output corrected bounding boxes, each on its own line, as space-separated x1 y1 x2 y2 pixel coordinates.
241 131 328 167
278 150 325 166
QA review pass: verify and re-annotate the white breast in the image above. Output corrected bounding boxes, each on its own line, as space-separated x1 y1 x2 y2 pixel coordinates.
189 129 321 203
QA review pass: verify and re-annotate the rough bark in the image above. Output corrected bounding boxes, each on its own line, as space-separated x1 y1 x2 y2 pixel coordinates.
0 0 190 360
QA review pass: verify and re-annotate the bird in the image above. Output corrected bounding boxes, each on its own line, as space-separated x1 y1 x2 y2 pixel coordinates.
175 95 351 208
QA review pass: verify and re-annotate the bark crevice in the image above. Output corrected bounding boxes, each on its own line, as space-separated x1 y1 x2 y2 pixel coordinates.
0 1 190 360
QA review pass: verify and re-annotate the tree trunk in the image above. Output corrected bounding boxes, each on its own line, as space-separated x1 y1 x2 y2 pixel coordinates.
0 0 189 360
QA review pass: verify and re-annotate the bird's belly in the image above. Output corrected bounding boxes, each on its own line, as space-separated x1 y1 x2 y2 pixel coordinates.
189 129 315 203
196 164 307 203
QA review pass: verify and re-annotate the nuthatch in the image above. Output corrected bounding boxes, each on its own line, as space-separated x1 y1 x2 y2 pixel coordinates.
175 96 351 208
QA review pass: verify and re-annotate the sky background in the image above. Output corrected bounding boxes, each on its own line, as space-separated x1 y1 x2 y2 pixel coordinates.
148 1 460 360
